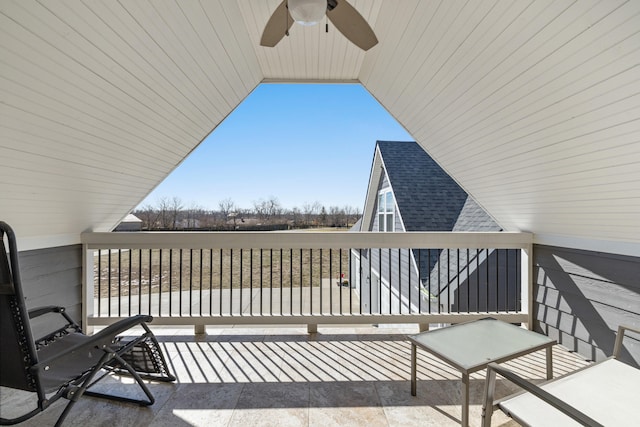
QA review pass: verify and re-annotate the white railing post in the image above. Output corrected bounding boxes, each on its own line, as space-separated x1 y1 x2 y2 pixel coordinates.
521 244 534 330
82 244 94 335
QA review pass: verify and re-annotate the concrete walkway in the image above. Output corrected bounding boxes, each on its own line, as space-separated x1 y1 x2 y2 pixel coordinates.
95 278 360 318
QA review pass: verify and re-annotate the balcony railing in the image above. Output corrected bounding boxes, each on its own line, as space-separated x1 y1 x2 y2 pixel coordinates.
81 231 533 332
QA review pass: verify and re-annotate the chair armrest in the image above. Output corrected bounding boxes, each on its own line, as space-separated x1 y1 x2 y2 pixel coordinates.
613 325 640 358
31 315 153 373
28 305 65 319
485 363 603 427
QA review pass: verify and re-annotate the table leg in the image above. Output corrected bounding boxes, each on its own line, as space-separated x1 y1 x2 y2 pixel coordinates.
546 345 553 380
462 372 469 427
411 343 417 396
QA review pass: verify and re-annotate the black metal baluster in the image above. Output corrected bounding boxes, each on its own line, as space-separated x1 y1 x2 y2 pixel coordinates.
189 249 193 316
319 249 323 315
230 249 233 316
388 248 392 314
310 249 313 315
128 249 132 317
329 249 333 315
118 249 122 317
158 249 162 317
146 250 152 316
108 250 112 317
398 249 402 314
138 249 142 315
179 249 183 316
169 249 173 317
97 250 102 316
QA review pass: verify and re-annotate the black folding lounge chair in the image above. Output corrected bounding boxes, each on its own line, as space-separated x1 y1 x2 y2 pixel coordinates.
0 221 175 426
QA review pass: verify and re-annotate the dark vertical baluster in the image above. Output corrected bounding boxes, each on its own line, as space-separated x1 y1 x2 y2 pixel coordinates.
280 249 283 316
347 248 353 315
259 249 263 315
417 249 421 313
107 250 112 317
199 249 203 316
408 249 411 314
486 249 490 312
219 249 223 315
447 250 450 314
290 248 293 315
179 249 183 316
516 250 520 312
148 250 152 316
466 249 469 313
189 249 193 316
169 250 173 317
270 249 273 316
388 248 392 314
329 249 333 315
138 250 142 315
457 249 460 314
250 248 254 316
476 249 480 313
97 251 102 317
378 248 382 315
398 249 402 314
358 249 362 315
299 250 303 315
339 248 343 314
230 249 233 316
310 249 313 315
437 249 441 313
319 249 323 315
209 249 213 316
158 249 162 317
118 249 122 317
506 249 509 313
496 249 499 312
128 249 132 316
239 249 243 316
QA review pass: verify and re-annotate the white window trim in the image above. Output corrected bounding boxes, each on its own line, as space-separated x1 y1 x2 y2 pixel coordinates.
377 189 395 232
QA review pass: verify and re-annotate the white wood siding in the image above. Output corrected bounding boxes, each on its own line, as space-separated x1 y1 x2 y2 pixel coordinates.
1 0 262 246
1 0 639 255
360 0 640 253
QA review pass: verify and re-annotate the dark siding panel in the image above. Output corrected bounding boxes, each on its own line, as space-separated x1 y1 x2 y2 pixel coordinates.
534 244 640 367
18 244 82 324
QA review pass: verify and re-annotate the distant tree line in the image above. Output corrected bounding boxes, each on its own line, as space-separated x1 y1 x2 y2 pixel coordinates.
134 196 361 231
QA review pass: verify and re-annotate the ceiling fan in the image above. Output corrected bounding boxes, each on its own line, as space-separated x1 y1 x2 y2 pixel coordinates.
260 0 378 51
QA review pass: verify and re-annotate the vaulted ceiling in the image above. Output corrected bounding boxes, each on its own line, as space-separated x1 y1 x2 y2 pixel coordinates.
1 0 639 255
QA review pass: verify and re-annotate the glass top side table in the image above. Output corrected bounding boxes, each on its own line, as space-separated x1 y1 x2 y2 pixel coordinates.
408 318 556 426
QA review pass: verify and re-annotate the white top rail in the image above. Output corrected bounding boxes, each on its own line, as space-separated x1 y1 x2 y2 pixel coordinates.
82 231 533 250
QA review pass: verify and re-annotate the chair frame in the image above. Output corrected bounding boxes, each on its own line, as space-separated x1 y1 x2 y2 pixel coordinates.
0 221 175 426
481 325 640 427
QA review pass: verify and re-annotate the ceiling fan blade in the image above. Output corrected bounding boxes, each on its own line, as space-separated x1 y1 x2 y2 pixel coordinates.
260 1 294 47
326 0 378 51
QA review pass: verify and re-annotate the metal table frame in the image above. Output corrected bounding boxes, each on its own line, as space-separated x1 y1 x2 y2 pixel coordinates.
408 318 556 427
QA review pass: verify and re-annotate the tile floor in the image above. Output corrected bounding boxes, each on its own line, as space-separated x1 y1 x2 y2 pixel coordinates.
1 325 590 427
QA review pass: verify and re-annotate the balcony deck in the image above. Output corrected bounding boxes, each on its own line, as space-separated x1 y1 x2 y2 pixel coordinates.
1 325 590 427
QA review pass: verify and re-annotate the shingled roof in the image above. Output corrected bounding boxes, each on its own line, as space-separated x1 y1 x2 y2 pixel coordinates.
376 140 501 232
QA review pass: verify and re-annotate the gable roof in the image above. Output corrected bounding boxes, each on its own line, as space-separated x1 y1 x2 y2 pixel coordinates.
364 141 501 232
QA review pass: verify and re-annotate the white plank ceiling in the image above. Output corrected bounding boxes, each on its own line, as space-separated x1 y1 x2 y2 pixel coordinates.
1 0 639 255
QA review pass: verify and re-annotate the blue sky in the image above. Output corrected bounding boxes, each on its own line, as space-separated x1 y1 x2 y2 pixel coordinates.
138 84 412 211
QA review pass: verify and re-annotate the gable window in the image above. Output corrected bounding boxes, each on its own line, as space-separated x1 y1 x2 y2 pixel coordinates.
377 189 394 232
